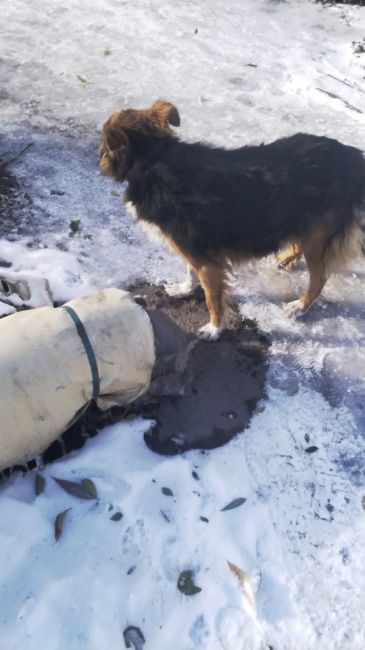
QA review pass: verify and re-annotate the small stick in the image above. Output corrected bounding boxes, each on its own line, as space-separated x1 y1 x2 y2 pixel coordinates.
0 142 33 171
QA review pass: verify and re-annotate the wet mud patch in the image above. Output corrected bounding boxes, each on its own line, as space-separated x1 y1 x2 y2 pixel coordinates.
128 283 269 455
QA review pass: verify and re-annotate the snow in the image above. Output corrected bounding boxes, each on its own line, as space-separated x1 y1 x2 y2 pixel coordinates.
0 0 365 649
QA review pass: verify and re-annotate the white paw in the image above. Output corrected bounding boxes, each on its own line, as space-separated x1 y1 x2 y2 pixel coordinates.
198 322 222 341
283 300 306 319
164 282 194 298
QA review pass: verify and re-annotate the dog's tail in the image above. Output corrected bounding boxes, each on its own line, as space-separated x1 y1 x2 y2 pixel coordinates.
324 197 365 275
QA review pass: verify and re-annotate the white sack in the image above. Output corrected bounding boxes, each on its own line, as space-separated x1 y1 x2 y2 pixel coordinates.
0 288 155 470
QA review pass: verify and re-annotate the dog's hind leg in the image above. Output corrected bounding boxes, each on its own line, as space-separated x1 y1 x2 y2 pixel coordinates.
284 246 327 319
276 243 302 270
196 263 227 340
165 265 200 298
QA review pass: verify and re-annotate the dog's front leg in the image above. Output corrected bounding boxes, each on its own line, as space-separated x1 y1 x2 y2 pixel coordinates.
165 265 200 298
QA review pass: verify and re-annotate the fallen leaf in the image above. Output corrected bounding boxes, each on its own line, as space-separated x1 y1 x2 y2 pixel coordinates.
162 487 173 497
81 478 97 499
254 406 265 414
200 516 209 523
110 511 123 521
55 508 71 542
103 48 112 56
69 219 81 234
227 560 258 612
221 497 246 512
76 74 87 84
227 560 246 583
305 446 319 454
123 626 145 649
177 570 202 596
34 474 45 496
52 476 98 500
192 471 199 480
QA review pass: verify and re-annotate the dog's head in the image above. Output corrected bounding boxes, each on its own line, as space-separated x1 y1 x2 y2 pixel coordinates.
99 100 180 181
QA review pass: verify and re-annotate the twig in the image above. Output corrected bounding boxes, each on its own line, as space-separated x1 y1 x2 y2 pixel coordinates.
316 87 363 114
326 73 365 94
0 142 33 171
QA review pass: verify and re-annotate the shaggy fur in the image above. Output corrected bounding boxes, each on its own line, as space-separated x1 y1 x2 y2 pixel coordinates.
100 100 365 340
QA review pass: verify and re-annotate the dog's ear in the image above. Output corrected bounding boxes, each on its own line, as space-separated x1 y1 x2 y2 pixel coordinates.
150 100 180 128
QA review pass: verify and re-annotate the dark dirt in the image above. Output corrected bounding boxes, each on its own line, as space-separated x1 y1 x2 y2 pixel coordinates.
0 157 35 239
128 284 269 455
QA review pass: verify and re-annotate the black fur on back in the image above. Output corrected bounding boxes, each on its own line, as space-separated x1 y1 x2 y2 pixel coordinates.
123 130 365 261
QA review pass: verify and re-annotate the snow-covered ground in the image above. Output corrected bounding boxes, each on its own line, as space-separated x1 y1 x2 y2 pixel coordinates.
1 1 365 649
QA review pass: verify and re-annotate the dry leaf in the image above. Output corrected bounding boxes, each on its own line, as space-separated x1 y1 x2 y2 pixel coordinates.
305 446 319 454
227 560 257 612
177 570 202 596
69 219 81 234
34 474 45 496
52 476 97 500
81 478 97 499
55 508 71 542
221 497 246 512
76 74 87 84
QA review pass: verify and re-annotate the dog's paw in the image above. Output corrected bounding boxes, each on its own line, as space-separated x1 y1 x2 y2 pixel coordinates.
198 323 222 341
164 282 194 298
283 300 306 319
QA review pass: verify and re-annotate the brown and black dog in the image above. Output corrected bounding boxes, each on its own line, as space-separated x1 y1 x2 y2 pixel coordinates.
100 99 365 340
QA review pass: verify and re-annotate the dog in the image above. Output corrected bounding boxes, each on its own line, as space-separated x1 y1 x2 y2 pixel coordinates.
99 99 365 340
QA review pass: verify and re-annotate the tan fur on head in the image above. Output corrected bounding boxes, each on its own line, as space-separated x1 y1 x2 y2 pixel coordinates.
103 100 180 146
99 100 180 177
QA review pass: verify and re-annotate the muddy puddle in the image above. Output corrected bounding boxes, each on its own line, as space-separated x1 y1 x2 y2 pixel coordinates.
130 284 269 454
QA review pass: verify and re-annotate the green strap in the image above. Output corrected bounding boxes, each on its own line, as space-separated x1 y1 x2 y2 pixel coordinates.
62 305 100 400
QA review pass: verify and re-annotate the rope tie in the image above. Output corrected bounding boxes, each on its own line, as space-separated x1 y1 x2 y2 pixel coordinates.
62 305 100 399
